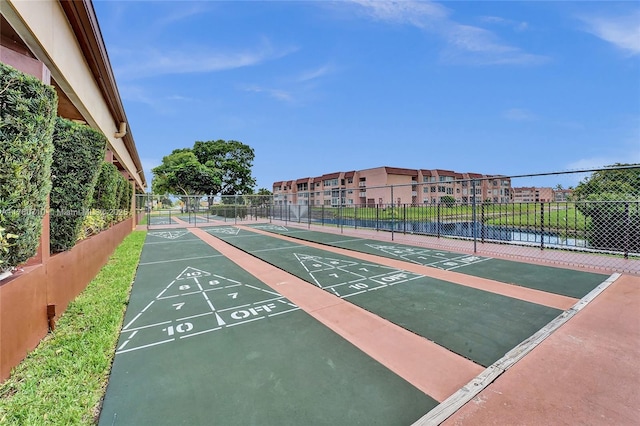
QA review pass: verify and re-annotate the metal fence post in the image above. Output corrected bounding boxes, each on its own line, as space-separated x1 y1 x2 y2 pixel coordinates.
391 185 395 241
481 202 485 244
472 180 477 253
146 193 150 230
624 201 630 259
437 202 441 239
403 204 406 234
540 202 545 250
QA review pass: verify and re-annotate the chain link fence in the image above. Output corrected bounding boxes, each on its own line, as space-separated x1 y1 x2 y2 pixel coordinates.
136 193 272 227
137 166 639 274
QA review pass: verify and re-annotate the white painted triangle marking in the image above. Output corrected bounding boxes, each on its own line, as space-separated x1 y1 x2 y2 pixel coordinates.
207 227 240 235
254 224 289 232
148 230 189 240
215 312 226 326
176 267 211 280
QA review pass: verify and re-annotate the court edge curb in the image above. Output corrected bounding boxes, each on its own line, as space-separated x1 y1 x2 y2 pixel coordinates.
412 272 622 426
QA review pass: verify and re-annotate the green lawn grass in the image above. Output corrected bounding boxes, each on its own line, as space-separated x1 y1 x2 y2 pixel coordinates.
0 231 146 425
311 204 589 233
137 210 148 225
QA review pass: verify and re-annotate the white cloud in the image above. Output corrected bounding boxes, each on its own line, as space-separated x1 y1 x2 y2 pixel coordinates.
118 84 155 106
118 84 179 115
153 4 210 30
298 64 334 82
166 95 193 102
114 41 298 79
349 0 449 25
502 108 538 121
479 16 529 32
441 24 546 65
344 0 548 66
579 12 640 56
243 85 294 102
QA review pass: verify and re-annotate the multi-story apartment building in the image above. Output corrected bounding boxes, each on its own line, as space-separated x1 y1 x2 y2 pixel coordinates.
554 189 573 202
273 166 512 206
512 187 571 203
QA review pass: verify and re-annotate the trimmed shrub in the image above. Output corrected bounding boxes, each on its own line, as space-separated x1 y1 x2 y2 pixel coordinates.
440 195 456 208
114 173 132 222
124 178 133 211
0 62 57 267
50 118 107 252
123 178 133 216
92 162 120 224
0 226 18 271
78 209 107 240
210 204 247 219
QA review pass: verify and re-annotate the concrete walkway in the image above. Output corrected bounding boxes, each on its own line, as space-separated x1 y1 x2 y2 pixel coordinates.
443 273 640 425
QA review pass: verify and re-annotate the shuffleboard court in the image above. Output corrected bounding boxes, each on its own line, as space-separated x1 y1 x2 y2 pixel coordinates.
100 231 437 425
204 226 563 367
147 215 181 226
247 224 608 298
175 214 214 223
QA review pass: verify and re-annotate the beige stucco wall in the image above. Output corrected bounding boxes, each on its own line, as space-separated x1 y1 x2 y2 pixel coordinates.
1 0 143 188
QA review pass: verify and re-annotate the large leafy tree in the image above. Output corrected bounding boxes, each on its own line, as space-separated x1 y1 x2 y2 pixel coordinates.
152 140 257 209
152 149 221 197
192 140 256 196
572 163 640 253
572 163 639 200
247 188 273 206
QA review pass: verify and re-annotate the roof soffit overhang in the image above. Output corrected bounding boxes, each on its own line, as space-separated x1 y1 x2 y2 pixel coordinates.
1 0 146 188
58 0 145 187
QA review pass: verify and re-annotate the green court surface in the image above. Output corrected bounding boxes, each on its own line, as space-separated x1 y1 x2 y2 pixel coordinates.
147 216 181 226
246 224 608 299
99 231 436 425
205 226 563 367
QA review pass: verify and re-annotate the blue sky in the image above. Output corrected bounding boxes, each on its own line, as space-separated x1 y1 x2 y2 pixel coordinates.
93 1 640 191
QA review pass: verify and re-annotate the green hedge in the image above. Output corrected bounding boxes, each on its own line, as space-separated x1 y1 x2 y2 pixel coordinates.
0 62 57 268
210 205 247 219
50 118 107 252
92 162 120 225
114 173 131 221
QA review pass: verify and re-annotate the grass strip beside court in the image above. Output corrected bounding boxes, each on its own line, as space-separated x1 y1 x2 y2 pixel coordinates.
0 231 146 425
99 230 437 425
206 226 562 367
248 224 607 298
